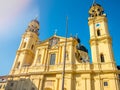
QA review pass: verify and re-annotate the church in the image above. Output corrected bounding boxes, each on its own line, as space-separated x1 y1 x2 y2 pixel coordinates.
0 2 120 90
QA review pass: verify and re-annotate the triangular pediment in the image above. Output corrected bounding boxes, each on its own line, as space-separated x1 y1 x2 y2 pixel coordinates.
39 35 65 44
37 35 74 48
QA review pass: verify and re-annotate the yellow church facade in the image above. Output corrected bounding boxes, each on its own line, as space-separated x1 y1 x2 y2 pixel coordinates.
1 2 120 90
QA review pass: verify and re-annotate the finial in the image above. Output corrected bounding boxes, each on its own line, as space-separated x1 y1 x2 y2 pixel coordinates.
34 14 39 20
54 29 58 35
75 33 78 38
92 0 96 6
70 33 73 37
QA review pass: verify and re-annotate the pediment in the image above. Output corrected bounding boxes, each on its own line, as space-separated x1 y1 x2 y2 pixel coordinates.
37 35 67 47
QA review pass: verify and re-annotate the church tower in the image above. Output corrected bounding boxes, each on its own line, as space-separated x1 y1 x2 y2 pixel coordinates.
88 3 120 90
88 3 116 70
10 19 40 74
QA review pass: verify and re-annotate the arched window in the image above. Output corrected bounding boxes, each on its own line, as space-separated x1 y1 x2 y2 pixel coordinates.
31 45 34 50
23 42 26 48
100 54 105 62
97 8 100 11
17 62 20 68
97 29 101 36
50 54 56 65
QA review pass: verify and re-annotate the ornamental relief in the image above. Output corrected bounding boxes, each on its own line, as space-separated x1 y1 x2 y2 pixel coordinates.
75 50 89 63
49 37 60 49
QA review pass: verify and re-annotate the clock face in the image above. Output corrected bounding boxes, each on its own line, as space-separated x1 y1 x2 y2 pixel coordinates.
24 38 28 42
96 23 100 28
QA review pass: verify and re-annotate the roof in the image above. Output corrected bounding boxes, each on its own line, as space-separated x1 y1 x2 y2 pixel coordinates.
93 2 101 7
31 19 39 25
89 2 102 9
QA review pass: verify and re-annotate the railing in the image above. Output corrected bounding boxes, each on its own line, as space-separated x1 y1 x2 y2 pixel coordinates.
91 62 117 71
11 62 117 75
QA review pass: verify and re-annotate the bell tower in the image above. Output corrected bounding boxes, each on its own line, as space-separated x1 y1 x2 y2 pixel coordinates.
10 19 40 74
88 3 116 69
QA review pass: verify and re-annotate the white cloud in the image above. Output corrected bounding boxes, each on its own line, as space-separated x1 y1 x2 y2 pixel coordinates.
0 0 32 39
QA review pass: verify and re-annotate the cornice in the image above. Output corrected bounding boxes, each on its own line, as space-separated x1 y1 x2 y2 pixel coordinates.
17 49 35 56
89 35 112 45
22 32 39 40
7 69 119 79
88 16 107 25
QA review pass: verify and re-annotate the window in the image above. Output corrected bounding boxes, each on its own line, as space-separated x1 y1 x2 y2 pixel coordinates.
92 10 94 12
97 29 101 36
97 8 100 11
99 12 102 16
10 83 14 87
91 15 94 17
100 54 105 62
95 14 97 16
17 62 20 68
31 45 34 50
104 81 108 86
50 54 56 65
23 42 26 48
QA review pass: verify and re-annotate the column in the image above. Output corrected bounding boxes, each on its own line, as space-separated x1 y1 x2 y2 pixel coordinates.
38 78 41 90
69 44 73 64
59 46 62 64
86 78 92 90
42 48 46 65
32 49 39 66
95 78 101 90
57 46 61 64
59 76 62 90
115 77 119 90
18 37 24 49
39 75 44 90
69 74 73 90
44 48 49 65
61 46 65 64
55 78 59 90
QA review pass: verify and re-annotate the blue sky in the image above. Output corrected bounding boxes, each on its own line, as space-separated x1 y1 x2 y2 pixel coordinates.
0 0 120 76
